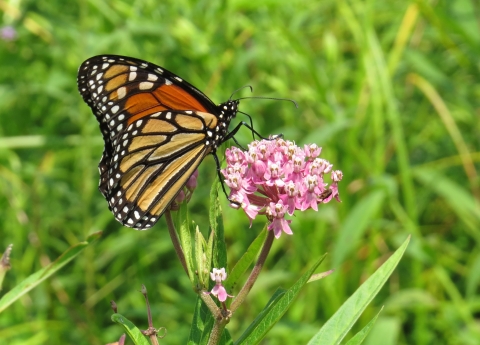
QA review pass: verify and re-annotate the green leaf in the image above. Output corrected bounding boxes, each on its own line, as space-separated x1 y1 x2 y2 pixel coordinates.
177 202 195 283
219 328 233 345
235 288 286 345
209 178 227 269
307 236 410 345
361 316 400 345
308 269 335 283
188 296 208 345
333 190 385 267
414 168 480 242
205 227 215 285
344 307 383 345
225 227 267 291
200 313 215 345
195 226 207 287
0 232 100 314
111 313 150 345
236 254 327 345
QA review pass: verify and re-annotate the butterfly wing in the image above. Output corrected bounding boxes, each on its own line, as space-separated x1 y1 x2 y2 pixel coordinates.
77 55 222 229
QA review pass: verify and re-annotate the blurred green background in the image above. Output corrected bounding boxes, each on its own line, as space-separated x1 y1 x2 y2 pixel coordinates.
1 0 479 344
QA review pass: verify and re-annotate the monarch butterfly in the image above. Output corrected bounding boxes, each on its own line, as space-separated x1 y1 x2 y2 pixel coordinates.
77 55 246 230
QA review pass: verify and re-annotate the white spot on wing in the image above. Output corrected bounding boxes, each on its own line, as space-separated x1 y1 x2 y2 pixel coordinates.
117 87 126 99
139 82 153 90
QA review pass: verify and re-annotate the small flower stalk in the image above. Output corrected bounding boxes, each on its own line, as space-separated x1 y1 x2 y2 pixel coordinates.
222 138 342 238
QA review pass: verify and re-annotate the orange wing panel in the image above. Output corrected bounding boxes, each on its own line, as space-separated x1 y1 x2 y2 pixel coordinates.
154 84 208 112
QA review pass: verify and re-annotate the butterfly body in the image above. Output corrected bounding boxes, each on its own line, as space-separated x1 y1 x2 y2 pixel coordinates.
77 55 239 229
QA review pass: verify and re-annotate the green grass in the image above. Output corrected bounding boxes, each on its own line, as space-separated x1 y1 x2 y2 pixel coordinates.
1 0 479 344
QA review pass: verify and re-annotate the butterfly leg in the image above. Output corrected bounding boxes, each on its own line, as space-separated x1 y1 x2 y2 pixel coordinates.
223 121 267 142
212 152 241 207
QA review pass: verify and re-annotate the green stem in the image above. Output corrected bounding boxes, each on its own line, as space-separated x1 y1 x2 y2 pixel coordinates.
207 318 228 345
165 210 189 277
230 230 274 313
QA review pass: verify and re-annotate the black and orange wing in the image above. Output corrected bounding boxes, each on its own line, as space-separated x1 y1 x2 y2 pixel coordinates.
77 55 225 229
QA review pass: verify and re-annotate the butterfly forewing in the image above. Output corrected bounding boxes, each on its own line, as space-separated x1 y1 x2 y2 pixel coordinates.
77 55 238 229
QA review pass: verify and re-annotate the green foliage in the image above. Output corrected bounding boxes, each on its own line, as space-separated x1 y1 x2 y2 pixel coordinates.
236 254 327 344
0 232 98 313
111 314 150 345
308 237 409 345
0 0 479 344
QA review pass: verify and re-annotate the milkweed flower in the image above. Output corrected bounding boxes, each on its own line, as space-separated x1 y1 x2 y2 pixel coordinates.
222 138 342 238
206 268 233 302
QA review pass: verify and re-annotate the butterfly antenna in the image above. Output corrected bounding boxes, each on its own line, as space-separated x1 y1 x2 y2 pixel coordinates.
235 96 298 108
229 85 253 100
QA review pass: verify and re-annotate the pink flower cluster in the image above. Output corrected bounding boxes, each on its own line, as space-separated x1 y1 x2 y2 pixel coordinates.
222 138 342 238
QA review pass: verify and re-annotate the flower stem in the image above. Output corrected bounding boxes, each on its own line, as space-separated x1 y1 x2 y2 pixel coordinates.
207 318 228 345
165 210 189 276
199 290 221 317
230 229 274 312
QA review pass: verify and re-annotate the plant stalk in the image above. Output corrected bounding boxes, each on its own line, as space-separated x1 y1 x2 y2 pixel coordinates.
230 230 274 312
165 210 189 276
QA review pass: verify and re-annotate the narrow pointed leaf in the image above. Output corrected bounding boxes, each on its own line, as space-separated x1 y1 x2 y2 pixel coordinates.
205 229 215 284
307 236 410 345
235 288 286 345
177 202 195 282
188 296 209 345
111 313 150 345
0 232 100 313
225 228 267 291
195 226 207 287
236 254 327 345
209 178 227 269
344 307 384 345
